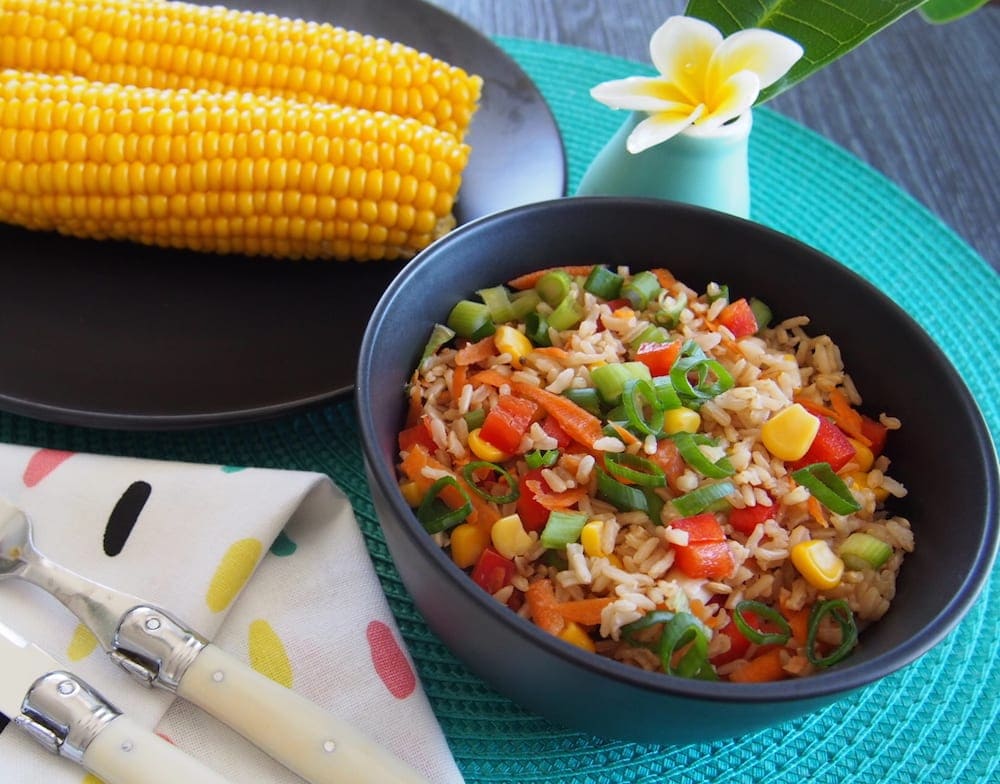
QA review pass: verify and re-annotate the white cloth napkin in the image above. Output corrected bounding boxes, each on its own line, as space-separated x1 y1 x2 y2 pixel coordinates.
0 443 463 783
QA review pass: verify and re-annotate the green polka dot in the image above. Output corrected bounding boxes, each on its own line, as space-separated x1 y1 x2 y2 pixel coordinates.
270 529 298 556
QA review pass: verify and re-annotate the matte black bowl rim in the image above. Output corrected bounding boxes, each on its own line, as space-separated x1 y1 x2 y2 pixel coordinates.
357 197 1000 705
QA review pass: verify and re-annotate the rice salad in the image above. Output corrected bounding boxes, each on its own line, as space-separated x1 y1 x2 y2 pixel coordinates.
396 264 913 683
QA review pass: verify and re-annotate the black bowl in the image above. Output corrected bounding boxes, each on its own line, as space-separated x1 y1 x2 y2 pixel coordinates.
356 197 999 743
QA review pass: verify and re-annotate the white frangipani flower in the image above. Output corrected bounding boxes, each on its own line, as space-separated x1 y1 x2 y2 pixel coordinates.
591 16 803 153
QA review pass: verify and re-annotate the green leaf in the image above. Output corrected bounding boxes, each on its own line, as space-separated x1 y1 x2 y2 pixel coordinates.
683 0 976 102
919 0 988 23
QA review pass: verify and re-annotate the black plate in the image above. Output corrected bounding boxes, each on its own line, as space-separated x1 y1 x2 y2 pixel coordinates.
0 0 565 430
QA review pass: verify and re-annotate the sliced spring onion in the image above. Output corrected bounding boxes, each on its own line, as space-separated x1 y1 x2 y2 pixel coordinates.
509 289 542 320
525 449 560 469
670 355 735 407
629 324 670 351
460 461 519 504
476 285 516 323
604 451 666 488
839 532 893 570
591 362 652 404
654 292 688 328
621 378 665 437
416 476 472 533
749 297 772 332
596 467 652 513
791 463 862 515
806 599 858 667
707 283 730 303
671 431 735 479
733 600 792 646
463 409 486 430
535 269 573 307
562 387 603 417
447 299 495 339
524 311 552 346
621 611 716 681
540 509 589 549
652 377 683 410
419 323 456 368
548 295 584 330
621 270 662 309
584 265 624 300
672 480 736 516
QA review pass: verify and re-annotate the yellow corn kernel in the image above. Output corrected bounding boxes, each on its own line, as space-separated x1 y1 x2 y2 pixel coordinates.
449 522 490 569
847 438 875 472
399 481 422 508
0 69 471 261
493 325 533 368
490 513 534 559
558 620 596 653
761 403 820 461
580 520 606 558
790 540 844 590
0 0 482 139
845 471 890 503
606 552 625 570
468 428 511 462
663 406 701 434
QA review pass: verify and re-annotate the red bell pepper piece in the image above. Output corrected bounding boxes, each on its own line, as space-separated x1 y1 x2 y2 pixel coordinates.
649 438 686 491
516 467 552 531
670 513 734 579
479 394 538 454
860 414 888 456
709 612 757 666
789 416 857 472
470 547 516 595
634 339 683 377
539 415 572 449
717 298 758 339
728 492 776 535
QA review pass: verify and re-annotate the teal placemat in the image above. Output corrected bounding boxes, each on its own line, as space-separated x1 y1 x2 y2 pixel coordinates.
2 38 998 783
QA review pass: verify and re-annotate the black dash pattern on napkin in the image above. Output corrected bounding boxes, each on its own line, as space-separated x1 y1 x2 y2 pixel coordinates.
103 480 152 556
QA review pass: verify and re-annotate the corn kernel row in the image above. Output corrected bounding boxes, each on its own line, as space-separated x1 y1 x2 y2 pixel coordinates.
0 69 470 260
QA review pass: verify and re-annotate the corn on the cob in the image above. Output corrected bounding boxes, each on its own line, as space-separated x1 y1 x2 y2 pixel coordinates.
0 69 470 260
0 0 482 139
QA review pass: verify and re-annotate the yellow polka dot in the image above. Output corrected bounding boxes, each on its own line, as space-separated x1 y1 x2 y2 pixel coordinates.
67 623 99 661
248 619 293 688
82 774 103 784
205 538 263 613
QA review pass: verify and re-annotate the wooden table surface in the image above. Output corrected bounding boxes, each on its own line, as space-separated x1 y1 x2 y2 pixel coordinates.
426 0 1000 272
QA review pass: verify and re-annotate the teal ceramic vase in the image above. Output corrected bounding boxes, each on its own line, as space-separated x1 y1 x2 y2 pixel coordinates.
576 110 752 219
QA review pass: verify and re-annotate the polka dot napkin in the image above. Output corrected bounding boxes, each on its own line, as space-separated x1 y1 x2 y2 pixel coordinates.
0 444 463 783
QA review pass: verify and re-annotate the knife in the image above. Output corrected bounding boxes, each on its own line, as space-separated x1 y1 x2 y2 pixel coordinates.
0 619 234 784
0 498 430 784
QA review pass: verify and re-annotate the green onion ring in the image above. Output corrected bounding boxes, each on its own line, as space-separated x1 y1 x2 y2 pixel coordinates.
460 461 519 504
672 431 735 479
417 476 472 533
525 449 560 469
672 480 736 516
806 599 858 667
604 451 667 488
595 467 651 512
622 378 665 437
621 611 716 680
733 600 792 646
791 463 862 515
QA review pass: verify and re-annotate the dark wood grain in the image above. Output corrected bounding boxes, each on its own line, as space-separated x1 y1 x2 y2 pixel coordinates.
426 1 999 271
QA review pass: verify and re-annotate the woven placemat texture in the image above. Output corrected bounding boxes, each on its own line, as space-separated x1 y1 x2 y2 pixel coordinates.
1 39 998 783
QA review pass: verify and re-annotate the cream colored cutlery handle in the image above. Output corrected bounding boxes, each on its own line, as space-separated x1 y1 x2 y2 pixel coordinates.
82 714 233 784
177 643 430 784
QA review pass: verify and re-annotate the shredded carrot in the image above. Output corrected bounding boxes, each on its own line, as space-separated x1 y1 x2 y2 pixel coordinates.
524 480 588 510
526 579 565 635
509 381 604 449
555 597 614 626
688 599 722 629
530 346 571 360
649 268 676 289
807 495 827 527
455 336 496 366
469 368 512 388
611 305 635 320
610 422 640 447
784 606 811 647
507 265 596 291
829 389 872 446
398 445 502 528
728 648 786 683
451 364 468 402
794 395 837 419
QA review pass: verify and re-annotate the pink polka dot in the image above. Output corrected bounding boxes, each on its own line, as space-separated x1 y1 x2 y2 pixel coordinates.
366 620 416 699
22 448 74 487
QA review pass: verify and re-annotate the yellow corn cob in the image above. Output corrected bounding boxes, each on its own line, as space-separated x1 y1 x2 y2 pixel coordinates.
0 69 470 260
0 0 482 139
